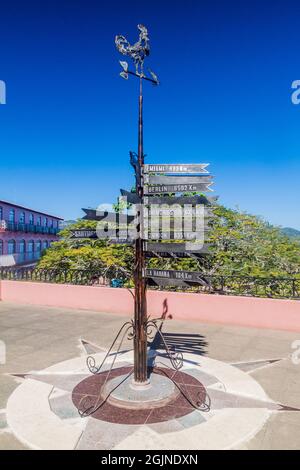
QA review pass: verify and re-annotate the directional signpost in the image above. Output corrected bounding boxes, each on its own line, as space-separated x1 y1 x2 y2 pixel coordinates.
79 24 216 389
67 25 221 421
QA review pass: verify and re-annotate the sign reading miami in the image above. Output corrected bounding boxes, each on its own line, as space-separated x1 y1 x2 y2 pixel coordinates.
0 80 6 104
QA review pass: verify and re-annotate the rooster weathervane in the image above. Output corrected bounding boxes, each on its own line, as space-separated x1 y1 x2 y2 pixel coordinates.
115 24 159 84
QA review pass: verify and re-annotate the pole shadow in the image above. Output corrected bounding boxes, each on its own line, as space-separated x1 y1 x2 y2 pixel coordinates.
147 298 208 372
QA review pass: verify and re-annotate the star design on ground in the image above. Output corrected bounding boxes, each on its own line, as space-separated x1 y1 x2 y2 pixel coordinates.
5 333 300 450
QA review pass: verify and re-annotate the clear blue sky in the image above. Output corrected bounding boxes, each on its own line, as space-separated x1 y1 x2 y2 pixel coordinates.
0 0 300 228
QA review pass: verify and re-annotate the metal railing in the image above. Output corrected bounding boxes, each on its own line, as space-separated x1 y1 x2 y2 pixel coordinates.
0 267 130 286
0 267 299 300
0 220 59 235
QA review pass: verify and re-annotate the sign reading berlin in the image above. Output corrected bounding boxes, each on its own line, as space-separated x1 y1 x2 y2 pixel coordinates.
145 182 213 194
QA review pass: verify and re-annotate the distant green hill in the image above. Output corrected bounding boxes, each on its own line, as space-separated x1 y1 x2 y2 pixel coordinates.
281 227 300 239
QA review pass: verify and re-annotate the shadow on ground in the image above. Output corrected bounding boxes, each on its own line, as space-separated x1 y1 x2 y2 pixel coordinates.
147 298 208 357
148 321 208 357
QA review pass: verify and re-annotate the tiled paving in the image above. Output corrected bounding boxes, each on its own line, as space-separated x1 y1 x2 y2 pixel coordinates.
0 301 300 449
72 366 207 424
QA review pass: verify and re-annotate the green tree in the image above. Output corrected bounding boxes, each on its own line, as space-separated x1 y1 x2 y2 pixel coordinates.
38 219 134 282
38 206 300 279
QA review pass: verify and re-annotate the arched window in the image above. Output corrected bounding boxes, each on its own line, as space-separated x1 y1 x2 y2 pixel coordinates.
42 240 48 250
44 217 48 227
29 213 34 225
0 207 3 221
8 240 16 254
19 212 25 224
37 216 41 226
28 240 34 253
9 209 15 223
36 240 41 252
0 240 3 255
19 240 26 253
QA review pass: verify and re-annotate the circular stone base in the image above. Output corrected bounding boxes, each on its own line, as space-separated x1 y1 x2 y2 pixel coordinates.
102 373 179 410
8 352 281 449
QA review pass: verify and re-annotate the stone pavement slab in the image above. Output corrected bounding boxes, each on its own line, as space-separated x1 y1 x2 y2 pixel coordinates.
0 301 300 450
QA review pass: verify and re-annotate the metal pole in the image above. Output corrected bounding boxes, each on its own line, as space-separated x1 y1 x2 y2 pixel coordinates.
115 25 158 384
133 76 148 383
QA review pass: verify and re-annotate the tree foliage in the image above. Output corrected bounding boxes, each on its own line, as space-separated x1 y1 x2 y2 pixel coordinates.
37 205 300 279
206 206 300 277
38 219 134 278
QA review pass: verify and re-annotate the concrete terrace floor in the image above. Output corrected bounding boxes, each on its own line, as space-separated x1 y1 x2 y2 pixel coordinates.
0 301 300 450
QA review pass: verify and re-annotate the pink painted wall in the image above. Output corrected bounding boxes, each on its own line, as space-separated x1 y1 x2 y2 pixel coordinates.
0 280 299 332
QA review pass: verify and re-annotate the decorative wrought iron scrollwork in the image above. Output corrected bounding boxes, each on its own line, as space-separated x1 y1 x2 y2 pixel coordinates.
77 394 96 418
154 362 211 413
196 390 211 412
78 368 135 418
77 314 212 417
86 320 135 375
78 320 135 417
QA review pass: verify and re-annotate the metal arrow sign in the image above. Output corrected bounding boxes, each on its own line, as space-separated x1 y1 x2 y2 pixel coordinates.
145 268 210 286
146 230 209 240
145 242 210 257
120 191 218 206
145 206 214 217
108 239 134 245
120 189 141 204
144 195 218 205
145 182 213 195
147 277 192 287
143 175 213 185
143 164 209 174
145 251 208 259
70 230 98 239
82 208 135 224
145 242 210 253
